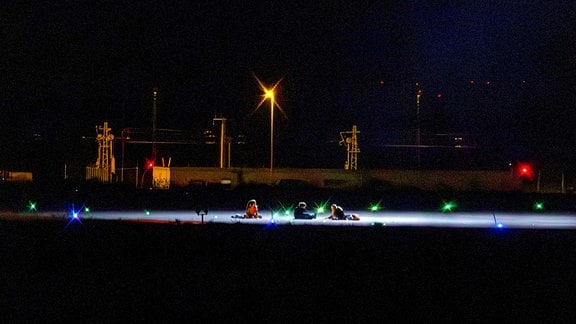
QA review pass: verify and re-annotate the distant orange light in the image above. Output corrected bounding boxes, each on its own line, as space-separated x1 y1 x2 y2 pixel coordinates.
253 75 286 118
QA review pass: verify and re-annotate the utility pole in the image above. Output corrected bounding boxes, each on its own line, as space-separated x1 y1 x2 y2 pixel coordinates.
213 117 228 168
152 86 158 163
416 89 422 169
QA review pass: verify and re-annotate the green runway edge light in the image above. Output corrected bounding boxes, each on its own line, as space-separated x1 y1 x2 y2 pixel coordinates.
314 200 330 215
369 200 383 212
441 201 457 212
534 202 544 211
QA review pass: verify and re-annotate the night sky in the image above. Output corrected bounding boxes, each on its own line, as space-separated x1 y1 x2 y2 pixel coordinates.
2 1 576 176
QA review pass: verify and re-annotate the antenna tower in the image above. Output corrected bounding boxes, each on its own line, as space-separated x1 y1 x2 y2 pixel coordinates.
339 125 360 170
94 121 116 182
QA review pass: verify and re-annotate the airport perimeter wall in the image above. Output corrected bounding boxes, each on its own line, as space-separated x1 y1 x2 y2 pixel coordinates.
168 167 523 192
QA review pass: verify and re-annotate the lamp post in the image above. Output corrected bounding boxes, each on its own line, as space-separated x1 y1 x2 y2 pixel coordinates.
416 89 422 168
213 117 228 168
254 75 286 172
152 86 158 163
265 89 274 172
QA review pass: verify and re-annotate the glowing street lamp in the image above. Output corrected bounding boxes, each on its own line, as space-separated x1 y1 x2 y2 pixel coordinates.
254 75 287 172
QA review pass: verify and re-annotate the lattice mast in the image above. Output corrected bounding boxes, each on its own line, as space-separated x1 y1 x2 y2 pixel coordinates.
95 122 115 174
339 125 360 170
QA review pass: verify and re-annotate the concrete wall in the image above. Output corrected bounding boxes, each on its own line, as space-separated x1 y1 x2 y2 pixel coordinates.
168 167 523 191
170 167 241 187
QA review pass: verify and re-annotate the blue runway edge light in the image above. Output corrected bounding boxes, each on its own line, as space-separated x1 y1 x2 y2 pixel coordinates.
66 204 84 227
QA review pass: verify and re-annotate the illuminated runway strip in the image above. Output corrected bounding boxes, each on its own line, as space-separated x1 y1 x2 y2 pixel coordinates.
7 210 576 229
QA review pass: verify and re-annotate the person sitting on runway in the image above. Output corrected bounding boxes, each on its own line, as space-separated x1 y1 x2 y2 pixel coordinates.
326 204 360 221
244 199 262 219
293 201 316 219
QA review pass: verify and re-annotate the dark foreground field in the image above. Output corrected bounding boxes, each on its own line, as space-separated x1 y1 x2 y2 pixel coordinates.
2 218 576 322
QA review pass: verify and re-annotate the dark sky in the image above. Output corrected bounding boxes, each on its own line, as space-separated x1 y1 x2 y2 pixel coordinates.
2 1 576 173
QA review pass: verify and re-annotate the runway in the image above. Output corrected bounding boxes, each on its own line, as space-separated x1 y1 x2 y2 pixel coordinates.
6 208 576 229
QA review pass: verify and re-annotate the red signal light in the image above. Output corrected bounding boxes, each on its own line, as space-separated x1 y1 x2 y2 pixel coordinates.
146 160 154 169
517 163 534 180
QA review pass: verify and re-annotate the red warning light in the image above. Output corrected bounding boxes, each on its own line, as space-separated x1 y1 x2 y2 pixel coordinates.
517 163 534 181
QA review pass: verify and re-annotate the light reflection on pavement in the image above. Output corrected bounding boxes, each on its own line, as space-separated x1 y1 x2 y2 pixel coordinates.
5 209 576 229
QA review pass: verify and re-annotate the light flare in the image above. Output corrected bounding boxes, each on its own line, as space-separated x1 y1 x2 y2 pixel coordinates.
252 74 287 119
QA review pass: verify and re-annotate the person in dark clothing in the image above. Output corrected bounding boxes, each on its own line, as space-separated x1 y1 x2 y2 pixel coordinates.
293 201 316 219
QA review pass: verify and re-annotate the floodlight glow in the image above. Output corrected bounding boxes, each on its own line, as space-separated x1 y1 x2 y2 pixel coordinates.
23 210 576 229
